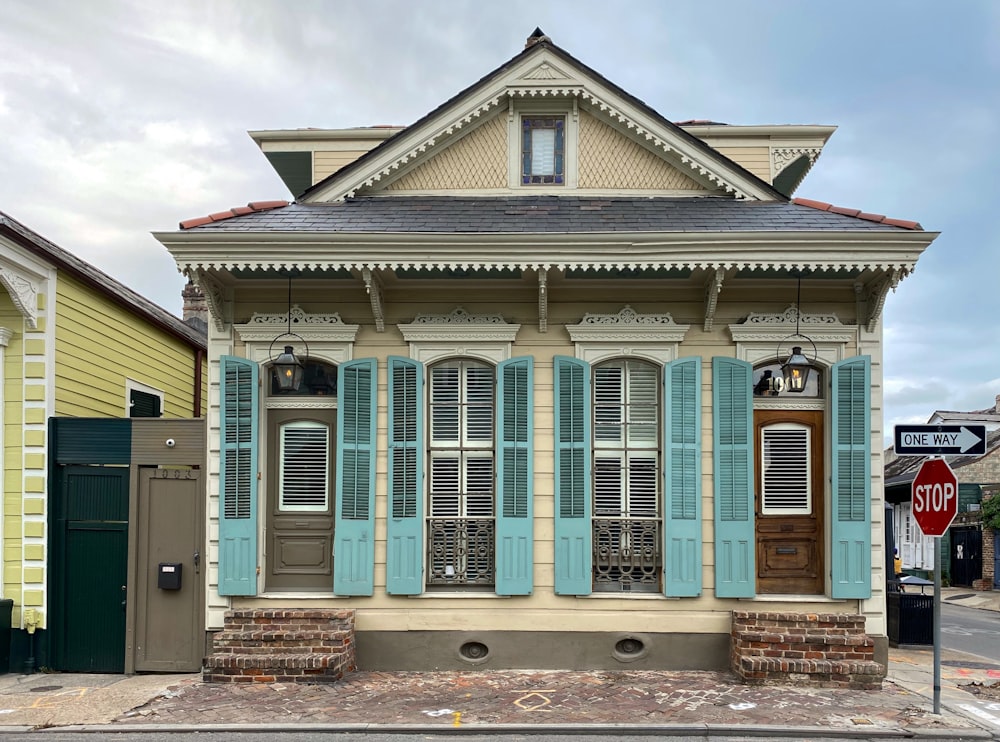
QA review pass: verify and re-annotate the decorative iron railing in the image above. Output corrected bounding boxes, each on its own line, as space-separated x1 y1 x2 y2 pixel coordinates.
593 518 661 591
426 517 495 585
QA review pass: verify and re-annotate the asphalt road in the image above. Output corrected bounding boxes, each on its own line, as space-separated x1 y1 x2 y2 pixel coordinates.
941 602 1000 662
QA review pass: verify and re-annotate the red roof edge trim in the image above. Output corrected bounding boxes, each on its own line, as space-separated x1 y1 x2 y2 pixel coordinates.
179 200 290 230
791 197 921 230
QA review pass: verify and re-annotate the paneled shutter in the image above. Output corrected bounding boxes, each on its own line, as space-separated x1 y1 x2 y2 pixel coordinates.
219 356 259 596
386 357 424 595
554 356 591 595
334 358 377 596
712 357 755 598
831 355 872 598
664 357 702 597
496 357 534 595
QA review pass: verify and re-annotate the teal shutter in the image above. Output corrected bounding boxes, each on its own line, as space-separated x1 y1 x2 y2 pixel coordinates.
553 356 591 595
831 355 872 598
335 358 377 596
712 357 755 598
219 356 259 596
496 357 534 595
663 357 702 597
386 357 424 595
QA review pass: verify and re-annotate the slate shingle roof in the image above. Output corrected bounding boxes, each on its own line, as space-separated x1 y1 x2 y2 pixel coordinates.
179 197 923 234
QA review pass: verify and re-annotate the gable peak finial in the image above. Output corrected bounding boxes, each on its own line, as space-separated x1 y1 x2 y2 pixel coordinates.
525 27 551 49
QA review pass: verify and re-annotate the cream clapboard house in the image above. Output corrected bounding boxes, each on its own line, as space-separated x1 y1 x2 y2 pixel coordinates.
156 31 937 674
0 211 206 673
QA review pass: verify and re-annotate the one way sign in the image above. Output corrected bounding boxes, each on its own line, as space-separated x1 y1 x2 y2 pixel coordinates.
894 424 987 456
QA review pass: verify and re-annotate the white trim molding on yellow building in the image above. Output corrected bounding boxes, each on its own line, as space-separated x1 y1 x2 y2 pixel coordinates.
0 210 207 673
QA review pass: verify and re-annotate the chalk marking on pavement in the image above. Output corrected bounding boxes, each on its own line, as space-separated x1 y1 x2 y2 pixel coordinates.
452 711 462 726
728 702 756 710
422 708 454 717
513 690 554 711
959 703 1000 726
31 688 89 708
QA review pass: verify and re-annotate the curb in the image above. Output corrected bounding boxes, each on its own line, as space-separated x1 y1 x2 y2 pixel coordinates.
29 722 997 738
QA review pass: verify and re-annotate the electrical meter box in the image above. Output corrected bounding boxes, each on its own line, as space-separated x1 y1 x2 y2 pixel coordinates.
158 562 182 590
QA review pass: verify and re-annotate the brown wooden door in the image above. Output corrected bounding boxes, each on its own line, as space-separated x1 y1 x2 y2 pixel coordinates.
134 468 204 672
754 410 824 594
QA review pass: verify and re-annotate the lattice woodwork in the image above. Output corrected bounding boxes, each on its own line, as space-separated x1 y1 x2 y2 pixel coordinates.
578 112 705 191
384 116 507 191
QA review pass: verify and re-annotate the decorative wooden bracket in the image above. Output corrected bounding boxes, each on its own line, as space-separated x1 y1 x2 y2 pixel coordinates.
538 268 548 333
362 267 385 333
704 267 725 332
192 269 228 333
861 268 902 332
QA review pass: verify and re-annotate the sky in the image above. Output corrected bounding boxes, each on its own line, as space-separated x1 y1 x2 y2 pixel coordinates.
0 0 997 445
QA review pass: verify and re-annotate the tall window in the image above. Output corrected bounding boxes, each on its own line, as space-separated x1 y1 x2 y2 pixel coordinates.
427 359 496 586
522 116 565 185
592 359 660 591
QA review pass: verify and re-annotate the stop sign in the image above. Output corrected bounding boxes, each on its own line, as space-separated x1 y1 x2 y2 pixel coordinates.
911 458 958 536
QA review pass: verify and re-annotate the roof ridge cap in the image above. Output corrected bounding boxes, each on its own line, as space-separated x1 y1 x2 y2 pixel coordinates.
180 200 289 230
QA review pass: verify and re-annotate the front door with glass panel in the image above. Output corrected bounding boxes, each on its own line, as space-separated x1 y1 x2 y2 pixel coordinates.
265 407 336 591
754 410 823 594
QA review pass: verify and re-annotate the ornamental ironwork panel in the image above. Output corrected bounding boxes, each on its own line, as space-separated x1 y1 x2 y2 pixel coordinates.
593 518 661 592
427 517 495 586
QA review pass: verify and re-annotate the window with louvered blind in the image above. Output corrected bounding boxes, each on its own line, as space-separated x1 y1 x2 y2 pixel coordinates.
760 422 811 514
428 361 495 515
592 360 660 517
278 420 330 511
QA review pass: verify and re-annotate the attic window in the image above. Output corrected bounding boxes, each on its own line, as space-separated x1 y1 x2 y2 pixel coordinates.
522 117 564 184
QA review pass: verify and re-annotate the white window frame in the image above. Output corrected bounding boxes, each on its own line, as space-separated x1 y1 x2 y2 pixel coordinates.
760 421 813 515
125 379 164 418
277 419 330 512
507 98 580 190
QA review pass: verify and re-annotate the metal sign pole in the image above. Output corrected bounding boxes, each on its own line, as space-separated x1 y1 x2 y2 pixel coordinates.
933 535 942 714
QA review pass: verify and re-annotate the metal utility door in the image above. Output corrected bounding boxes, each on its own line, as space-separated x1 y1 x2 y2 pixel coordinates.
949 527 981 588
56 466 129 673
133 468 203 671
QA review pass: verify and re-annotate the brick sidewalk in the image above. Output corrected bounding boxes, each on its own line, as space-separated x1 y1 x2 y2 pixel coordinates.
115 669 991 735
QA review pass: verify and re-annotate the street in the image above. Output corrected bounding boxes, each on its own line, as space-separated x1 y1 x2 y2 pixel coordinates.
942 601 1000 662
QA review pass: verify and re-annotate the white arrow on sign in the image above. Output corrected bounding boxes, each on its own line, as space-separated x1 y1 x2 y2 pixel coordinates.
957 426 985 453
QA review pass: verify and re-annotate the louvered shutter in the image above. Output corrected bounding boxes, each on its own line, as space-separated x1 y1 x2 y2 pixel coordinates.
664 357 702 597
219 356 259 596
712 357 755 598
831 355 871 598
554 356 591 595
334 358 376 596
496 357 533 595
386 357 424 595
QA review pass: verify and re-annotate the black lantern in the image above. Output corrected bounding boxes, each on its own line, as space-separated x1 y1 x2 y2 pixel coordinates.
776 271 817 394
781 346 811 392
268 269 309 393
272 345 304 392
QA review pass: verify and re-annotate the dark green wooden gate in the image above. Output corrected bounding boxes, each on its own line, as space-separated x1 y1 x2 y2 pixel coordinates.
53 466 129 672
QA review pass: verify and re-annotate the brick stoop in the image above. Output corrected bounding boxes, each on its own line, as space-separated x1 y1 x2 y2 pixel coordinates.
204 608 356 683
731 611 884 690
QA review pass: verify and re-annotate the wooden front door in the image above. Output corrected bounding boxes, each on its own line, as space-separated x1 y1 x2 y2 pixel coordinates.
754 410 824 594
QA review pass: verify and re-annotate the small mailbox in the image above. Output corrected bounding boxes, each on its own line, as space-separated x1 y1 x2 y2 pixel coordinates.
158 562 182 590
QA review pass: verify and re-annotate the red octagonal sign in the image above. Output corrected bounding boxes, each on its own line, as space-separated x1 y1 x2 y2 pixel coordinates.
911 458 958 537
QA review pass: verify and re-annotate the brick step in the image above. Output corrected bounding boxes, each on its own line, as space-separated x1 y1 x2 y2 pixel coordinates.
206 653 345 670
213 629 351 644
204 608 356 685
737 655 884 677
